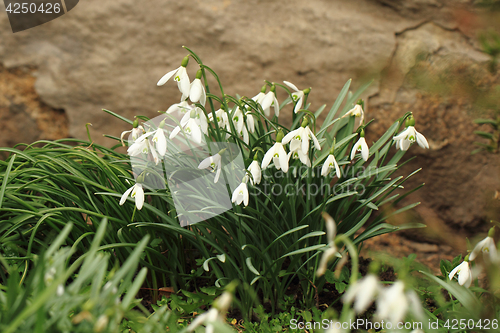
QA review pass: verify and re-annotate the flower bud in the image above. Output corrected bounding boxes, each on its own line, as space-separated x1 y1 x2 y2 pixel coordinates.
132 118 139 128
301 117 309 128
276 129 285 142
488 226 495 238
260 84 267 93
181 55 189 67
195 69 203 80
304 87 311 95
405 114 415 127
360 129 365 138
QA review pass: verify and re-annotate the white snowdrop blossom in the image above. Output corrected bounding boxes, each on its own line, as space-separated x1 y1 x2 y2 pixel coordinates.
449 257 473 288
170 107 208 144
157 56 191 101
260 86 280 117
288 146 311 167
245 110 256 134
198 153 223 184
317 213 339 276
119 183 145 210
189 70 206 106
469 229 498 262
166 100 194 115
350 132 369 161
283 81 308 113
127 134 151 156
232 178 249 207
393 114 429 151
321 154 341 178
120 124 144 146
343 274 380 313
186 291 232 333
282 125 321 154
376 281 423 324
342 104 365 125
394 126 429 151
208 108 229 129
262 140 289 172
247 160 261 185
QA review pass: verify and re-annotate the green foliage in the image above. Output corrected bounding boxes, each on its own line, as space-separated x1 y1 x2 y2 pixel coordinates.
0 219 181 333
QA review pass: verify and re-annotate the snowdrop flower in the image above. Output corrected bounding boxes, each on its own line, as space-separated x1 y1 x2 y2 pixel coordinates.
376 281 407 324
127 133 151 156
449 255 473 287
232 177 249 206
247 159 261 185
189 70 206 106
288 146 311 167
208 108 229 129
245 110 256 133
262 130 289 172
198 150 225 184
166 100 193 115
317 213 339 276
260 85 280 117
283 81 310 114
393 114 429 151
350 130 369 161
157 56 191 101
343 273 380 313
321 147 341 178
170 107 208 144
252 84 267 105
187 291 232 333
151 127 167 157
120 118 144 146
469 227 498 262
342 103 365 126
282 118 321 154
119 182 145 210
376 281 423 324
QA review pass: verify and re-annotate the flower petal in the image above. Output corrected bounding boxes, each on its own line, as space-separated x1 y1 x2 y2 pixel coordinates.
283 80 299 92
119 186 134 205
157 67 179 86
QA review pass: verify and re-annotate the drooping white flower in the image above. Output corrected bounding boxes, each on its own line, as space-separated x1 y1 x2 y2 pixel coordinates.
343 274 380 313
469 230 498 262
157 56 191 101
248 160 261 185
342 104 365 126
282 124 321 154
189 70 206 106
449 257 473 288
186 308 218 333
376 281 408 324
120 122 144 147
394 126 429 151
208 108 229 128
127 134 151 157
288 147 311 167
166 100 194 115
260 86 280 117
119 183 145 210
198 153 223 183
245 110 256 134
170 107 208 144
317 213 339 276
232 179 249 207
321 154 341 178
393 114 429 151
252 85 267 105
262 141 289 172
350 133 369 162
283 81 307 113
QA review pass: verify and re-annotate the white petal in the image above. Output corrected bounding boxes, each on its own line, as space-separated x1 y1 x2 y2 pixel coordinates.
277 144 289 172
321 156 331 177
154 130 167 156
283 80 299 92
360 138 369 161
294 95 303 113
350 143 357 160
119 186 134 205
189 79 203 103
169 126 181 139
198 156 213 170
273 96 280 117
132 184 145 210
261 145 275 169
457 263 470 286
214 161 222 184
261 92 274 111
157 67 179 86
282 130 296 145
333 155 341 178
393 127 411 141
449 263 461 280
308 127 321 150
416 130 429 149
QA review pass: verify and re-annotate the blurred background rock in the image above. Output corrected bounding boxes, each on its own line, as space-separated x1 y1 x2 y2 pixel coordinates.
0 0 499 262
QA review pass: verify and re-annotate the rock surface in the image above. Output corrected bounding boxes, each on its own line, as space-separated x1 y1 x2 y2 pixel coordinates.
0 0 498 246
